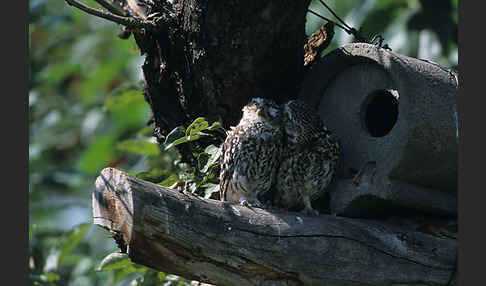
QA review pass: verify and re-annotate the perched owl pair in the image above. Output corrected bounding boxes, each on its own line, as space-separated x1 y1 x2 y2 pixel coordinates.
219 98 339 215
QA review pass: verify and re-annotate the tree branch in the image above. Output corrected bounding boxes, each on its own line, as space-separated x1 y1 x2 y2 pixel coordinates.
93 0 125 16
93 167 457 286
64 0 154 29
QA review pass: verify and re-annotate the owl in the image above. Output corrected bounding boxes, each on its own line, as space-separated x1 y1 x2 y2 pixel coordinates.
275 100 339 215
220 98 284 207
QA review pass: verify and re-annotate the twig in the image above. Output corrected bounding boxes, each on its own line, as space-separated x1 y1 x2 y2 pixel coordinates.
64 0 155 29
317 0 352 31
307 9 369 44
93 0 125 16
307 9 348 32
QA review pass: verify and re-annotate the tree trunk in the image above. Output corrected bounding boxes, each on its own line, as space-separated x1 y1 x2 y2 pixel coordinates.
93 168 457 286
133 0 310 142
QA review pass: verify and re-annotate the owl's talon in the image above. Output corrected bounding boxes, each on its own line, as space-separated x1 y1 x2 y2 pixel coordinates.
253 199 263 208
239 197 264 209
240 199 250 207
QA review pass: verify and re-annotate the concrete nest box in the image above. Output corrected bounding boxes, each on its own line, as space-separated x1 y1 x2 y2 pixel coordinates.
300 43 458 218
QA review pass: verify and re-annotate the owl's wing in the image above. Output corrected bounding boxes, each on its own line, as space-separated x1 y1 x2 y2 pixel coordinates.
286 100 325 143
219 132 233 201
219 126 244 201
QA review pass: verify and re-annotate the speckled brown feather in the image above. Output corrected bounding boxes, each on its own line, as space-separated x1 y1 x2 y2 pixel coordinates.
275 100 339 214
220 98 283 206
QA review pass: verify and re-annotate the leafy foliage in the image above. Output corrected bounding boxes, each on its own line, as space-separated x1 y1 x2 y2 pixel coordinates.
30 0 457 285
162 118 223 198
359 0 409 37
97 253 132 272
307 0 458 68
164 118 221 150
29 0 182 284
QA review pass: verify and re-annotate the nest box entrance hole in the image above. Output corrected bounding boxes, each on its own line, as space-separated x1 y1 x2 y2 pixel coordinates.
362 89 399 137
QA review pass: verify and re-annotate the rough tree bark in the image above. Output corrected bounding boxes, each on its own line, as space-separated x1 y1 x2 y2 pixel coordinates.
93 168 457 286
131 0 311 141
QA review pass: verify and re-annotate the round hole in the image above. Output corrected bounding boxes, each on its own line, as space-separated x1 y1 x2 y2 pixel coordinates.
363 90 399 137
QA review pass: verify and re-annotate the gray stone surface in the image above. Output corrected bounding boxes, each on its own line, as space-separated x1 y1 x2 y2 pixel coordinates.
299 43 458 217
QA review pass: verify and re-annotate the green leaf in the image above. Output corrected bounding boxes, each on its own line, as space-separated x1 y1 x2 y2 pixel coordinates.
359 0 409 36
80 55 132 104
186 133 201 141
201 183 220 199
164 126 185 145
189 183 197 193
201 145 222 173
164 136 189 150
179 169 195 183
30 272 60 283
29 223 36 242
207 121 222 130
116 139 160 156
136 168 170 183
164 119 219 150
138 126 154 136
77 134 117 174
58 223 90 264
157 272 167 281
40 62 81 86
140 269 162 285
96 252 131 272
185 117 209 137
113 263 147 283
105 89 150 130
104 90 140 111
195 151 209 171
43 272 60 282
407 0 457 55
159 175 180 187
165 132 210 150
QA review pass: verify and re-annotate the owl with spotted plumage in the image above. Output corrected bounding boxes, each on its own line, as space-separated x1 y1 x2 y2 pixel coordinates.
274 100 339 215
220 98 284 207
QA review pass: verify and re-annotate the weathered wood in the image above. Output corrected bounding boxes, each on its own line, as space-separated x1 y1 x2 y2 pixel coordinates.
93 168 456 286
